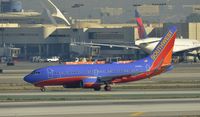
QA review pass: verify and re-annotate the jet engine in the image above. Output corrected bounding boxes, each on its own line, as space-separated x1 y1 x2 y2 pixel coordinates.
80 77 99 88
63 83 81 88
63 77 100 88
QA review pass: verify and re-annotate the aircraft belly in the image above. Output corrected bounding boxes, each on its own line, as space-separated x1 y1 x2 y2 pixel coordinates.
34 76 86 87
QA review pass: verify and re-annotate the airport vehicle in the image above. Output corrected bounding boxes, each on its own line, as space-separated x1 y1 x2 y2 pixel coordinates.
24 26 176 91
45 56 60 62
64 61 105 65
135 9 200 60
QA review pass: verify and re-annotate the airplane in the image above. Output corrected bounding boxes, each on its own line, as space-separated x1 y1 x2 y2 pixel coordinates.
74 10 200 62
134 9 200 61
24 26 177 92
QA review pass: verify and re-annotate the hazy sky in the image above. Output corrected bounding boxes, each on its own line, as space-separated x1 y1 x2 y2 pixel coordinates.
20 0 200 23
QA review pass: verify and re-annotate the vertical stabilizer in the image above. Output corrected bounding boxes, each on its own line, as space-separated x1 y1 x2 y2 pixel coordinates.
135 9 147 39
149 26 177 70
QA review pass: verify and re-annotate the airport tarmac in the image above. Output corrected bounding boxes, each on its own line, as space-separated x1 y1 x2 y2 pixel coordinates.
1 90 200 96
0 99 200 117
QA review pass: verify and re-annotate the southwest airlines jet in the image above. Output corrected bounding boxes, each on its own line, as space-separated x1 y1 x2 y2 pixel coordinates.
135 9 200 60
24 26 176 91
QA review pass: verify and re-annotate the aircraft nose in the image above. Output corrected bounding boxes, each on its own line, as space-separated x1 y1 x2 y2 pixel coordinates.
24 75 33 84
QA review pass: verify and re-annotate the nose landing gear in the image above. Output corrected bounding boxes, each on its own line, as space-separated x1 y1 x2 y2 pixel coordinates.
40 87 46 92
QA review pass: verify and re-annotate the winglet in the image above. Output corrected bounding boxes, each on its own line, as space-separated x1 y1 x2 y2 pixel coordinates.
149 26 177 70
135 9 147 39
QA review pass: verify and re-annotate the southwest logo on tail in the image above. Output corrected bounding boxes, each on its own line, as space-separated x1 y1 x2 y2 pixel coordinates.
24 26 177 92
150 27 176 70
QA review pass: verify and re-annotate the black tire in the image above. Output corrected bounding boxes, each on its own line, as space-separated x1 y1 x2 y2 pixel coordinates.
94 86 101 91
104 85 111 91
0 69 3 73
40 87 46 92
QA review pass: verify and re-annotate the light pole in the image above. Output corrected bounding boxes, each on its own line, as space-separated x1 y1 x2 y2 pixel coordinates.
71 4 85 57
71 3 84 41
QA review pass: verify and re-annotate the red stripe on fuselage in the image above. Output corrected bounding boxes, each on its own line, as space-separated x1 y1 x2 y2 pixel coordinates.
84 83 99 88
112 71 153 83
112 66 169 84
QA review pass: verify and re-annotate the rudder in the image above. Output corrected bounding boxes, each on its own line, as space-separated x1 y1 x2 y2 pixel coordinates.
149 26 177 70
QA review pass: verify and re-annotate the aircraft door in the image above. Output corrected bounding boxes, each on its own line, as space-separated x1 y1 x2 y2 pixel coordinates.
47 68 54 79
93 69 99 76
47 68 61 79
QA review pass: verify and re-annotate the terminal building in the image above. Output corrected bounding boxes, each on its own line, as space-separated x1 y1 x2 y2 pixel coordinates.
0 0 72 60
0 0 141 60
0 0 199 61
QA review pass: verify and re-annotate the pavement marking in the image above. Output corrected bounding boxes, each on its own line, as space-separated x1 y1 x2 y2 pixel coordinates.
131 112 144 116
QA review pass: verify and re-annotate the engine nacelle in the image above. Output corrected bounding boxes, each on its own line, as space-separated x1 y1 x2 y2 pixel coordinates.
80 77 99 88
63 77 100 88
63 83 81 88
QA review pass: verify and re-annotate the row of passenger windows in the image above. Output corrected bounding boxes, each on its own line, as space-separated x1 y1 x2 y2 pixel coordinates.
51 69 139 75
32 69 141 75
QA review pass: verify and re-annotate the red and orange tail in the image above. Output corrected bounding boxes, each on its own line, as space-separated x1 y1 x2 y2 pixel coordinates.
149 26 177 70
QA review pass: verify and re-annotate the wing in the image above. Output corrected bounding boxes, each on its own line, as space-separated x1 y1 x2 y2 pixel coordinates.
71 42 139 49
173 46 200 54
97 72 141 83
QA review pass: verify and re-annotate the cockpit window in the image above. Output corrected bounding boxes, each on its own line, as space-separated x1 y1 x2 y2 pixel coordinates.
31 71 40 75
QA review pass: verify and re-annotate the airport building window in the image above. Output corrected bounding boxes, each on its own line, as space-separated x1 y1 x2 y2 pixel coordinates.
4 33 39 36
0 19 42 24
49 34 70 37
88 32 124 39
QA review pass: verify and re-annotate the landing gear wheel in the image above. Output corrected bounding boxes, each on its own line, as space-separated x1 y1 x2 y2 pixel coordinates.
40 87 46 92
104 85 111 91
94 86 101 91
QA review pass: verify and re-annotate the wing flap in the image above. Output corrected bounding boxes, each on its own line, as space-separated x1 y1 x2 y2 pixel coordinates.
97 73 140 83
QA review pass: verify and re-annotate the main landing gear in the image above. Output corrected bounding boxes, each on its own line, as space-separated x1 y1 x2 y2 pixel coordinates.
93 84 112 91
93 86 101 91
40 87 46 92
104 82 112 91
104 85 111 91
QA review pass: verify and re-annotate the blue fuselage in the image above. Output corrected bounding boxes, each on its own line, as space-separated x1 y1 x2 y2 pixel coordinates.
24 57 153 86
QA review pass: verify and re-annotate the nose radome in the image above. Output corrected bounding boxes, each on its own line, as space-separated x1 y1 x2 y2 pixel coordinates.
23 75 28 82
24 75 32 83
